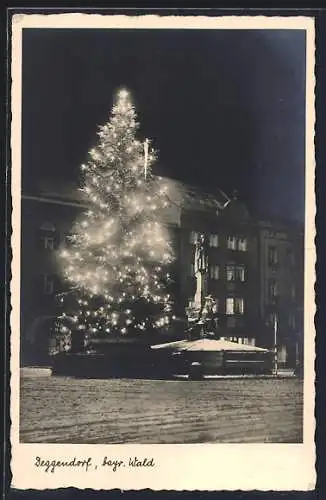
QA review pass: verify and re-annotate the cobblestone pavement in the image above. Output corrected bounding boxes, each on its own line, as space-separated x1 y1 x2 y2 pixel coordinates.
20 375 303 444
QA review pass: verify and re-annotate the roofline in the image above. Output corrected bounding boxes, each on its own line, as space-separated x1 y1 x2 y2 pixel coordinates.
22 194 87 209
255 218 304 231
23 175 233 212
22 194 180 228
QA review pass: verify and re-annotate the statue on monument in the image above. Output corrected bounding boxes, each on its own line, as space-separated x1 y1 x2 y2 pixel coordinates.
194 234 209 275
186 233 219 339
194 234 209 312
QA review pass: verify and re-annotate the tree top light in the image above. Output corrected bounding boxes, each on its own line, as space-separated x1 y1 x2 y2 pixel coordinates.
118 88 129 100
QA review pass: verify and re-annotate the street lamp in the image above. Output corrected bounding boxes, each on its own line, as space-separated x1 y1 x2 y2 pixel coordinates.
273 312 278 377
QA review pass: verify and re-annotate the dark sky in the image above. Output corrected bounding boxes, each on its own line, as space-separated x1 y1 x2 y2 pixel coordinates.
22 28 306 222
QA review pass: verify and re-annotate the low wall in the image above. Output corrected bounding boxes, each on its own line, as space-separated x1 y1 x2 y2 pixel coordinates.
52 346 175 379
52 345 274 379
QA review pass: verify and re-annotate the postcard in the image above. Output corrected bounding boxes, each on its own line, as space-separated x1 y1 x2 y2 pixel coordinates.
10 13 316 491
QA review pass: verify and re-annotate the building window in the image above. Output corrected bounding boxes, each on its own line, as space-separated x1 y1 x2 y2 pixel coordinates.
209 265 219 280
268 279 278 298
39 221 57 250
227 236 248 251
268 246 278 266
235 298 244 314
236 265 245 282
226 264 235 281
209 234 219 248
243 338 255 346
189 231 198 245
238 237 248 251
226 297 244 315
43 274 55 295
226 264 245 282
41 235 55 250
227 236 237 250
226 298 234 315
237 338 253 345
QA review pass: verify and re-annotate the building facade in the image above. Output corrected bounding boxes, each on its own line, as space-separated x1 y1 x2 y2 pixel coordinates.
178 190 259 346
20 178 304 368
255 219 304 367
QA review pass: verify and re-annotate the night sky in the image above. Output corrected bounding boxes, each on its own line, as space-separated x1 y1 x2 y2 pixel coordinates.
22 28 306 222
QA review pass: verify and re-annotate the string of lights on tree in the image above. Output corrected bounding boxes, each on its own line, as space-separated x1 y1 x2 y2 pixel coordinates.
56 88 176 340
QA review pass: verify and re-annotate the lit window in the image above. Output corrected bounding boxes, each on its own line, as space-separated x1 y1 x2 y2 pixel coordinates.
242 338 249 345
189 231 198 245
268 246 278 265
227 236 237 250
226 298 234 315
209 234 219 247
43 274 54 295
246 338 252 345
226 264 245 282
226 264 235 281
238 238 247 251
209 265 219 280
236 265 245 282
235 297 244 314
227 236 248 251
226 297 244 315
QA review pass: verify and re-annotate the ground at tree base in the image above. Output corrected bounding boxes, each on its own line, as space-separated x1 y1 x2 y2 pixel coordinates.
20 375 303 444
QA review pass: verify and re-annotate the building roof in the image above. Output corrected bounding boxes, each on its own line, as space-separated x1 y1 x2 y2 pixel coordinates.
162 177 231 212
25 175 231 211
23 175 301 231
256 218 304 237
151 338 269 352
31 178 87 205
23 175 234 228
256 212 304 231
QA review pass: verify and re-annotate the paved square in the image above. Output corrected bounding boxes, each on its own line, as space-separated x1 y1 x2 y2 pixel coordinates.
20 375 303 443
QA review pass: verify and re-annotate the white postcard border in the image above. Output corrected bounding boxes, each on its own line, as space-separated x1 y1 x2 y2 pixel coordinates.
10 13 316 491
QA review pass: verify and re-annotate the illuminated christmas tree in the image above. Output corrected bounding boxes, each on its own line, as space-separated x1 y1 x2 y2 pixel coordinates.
57 89 175 343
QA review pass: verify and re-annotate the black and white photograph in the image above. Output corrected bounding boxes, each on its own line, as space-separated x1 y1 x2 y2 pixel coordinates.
10 14 315 491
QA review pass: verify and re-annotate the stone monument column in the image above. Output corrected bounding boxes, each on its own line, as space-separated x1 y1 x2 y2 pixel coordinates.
194 234 209 313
